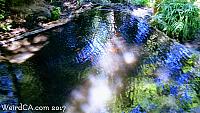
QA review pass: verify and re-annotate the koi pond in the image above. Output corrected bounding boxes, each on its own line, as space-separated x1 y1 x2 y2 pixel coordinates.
0 6 200 113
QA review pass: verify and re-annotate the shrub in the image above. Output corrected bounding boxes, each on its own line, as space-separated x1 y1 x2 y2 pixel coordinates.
151 0 200 42
51 6 61 21
127 0 149 6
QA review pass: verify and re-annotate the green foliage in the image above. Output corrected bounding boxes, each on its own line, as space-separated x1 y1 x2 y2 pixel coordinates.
188 54 200 100
128 0 149 6
0 0 12 31
181 54 196 73
51 6 61 21
152 0 200 42
110 77 174 113
0 0 5 20
110 53 200 112
182 66 192 73
142 64 157 76
126 78 158 108
180 54 200 110
0 14 4 20
0 22 12 31
191 76 200 97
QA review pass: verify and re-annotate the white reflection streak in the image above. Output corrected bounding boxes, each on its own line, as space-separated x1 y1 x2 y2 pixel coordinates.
66 11 138 113
81 76 112 113
66 36 138 113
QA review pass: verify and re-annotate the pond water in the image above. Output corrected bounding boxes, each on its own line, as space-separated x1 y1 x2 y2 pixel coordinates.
0 7 200 113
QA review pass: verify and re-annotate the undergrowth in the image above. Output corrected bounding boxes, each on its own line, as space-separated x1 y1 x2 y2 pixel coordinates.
151 0 200 42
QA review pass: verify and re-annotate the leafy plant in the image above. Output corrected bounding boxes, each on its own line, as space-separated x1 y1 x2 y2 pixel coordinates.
0 0 13 32
0 14 4 20
181 54 196 73
0 0 6 20
0 22 12 31
51 6 61 21
128 0 149 6
151 0 200 42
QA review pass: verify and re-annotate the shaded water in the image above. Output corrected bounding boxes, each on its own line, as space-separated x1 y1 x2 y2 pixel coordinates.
0 7 200 113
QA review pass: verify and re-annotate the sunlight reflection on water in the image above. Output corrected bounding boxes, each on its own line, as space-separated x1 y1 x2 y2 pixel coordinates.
67 33 139 113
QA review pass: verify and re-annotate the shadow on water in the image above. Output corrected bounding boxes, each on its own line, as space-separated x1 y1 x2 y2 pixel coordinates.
17 9 106 106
